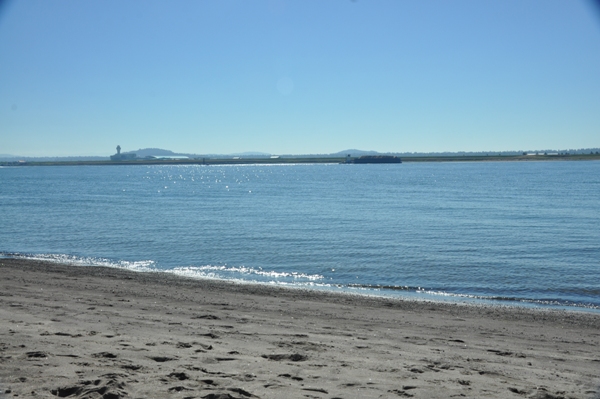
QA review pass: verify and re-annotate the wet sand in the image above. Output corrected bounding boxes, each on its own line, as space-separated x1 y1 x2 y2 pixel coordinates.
1 258 599 399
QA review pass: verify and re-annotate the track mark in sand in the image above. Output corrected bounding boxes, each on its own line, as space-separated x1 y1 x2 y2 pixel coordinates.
201 387 258 398
193 367 237 378
92 352 117 359
389 389 414 397
262 353 307 361
508 387 527 395
278 373 303 381
196 343 214 350
198 333 220 339
51 385 82 397
26 351 48 358
148 355 177 362
120 364 142 371
40 331 82 338
487 349 526 358
528 389 567 399
403 336 427 345
168 386 193 392
192 314 220 320
277 340 329 351
229 387 256 397
408 366 425 374
302 387 328 394
263 383 285 388
238 374 256 382
55 332 83 338
51 375 127 399
425 361 457 371
168 372 190 381
201 394 244 399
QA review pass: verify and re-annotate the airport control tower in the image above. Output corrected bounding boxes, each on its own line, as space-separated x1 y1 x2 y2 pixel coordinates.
110 145 136 161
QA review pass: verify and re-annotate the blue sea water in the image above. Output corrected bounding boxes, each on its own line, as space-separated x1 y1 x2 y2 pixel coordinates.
1 161 599 311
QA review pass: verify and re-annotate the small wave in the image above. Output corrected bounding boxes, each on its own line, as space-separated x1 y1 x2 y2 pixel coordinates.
168 265 324 282
0 252 156 271
342 282 600 310
348 283 423 292
419 289 600 310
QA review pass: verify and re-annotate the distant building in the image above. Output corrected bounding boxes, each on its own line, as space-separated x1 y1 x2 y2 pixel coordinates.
526 152 559 156
110 145 137 161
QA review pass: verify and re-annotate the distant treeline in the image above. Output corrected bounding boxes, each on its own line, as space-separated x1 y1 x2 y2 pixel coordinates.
0 156 108 162
396 149 600 157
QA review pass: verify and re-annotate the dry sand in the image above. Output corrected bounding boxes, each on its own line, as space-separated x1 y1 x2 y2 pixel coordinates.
1 258 599 399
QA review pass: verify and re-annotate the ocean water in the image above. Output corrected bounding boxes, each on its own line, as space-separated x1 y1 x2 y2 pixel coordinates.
1 161 599 311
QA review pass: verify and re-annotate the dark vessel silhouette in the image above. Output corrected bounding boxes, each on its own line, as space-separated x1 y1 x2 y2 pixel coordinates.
349 155 402 164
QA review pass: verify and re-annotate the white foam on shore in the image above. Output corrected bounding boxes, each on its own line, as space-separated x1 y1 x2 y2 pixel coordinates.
2 252 156 272
169 265 323 281
3 252 599 313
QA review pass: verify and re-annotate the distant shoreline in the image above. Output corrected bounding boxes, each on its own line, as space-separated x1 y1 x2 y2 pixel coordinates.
2 153 600 166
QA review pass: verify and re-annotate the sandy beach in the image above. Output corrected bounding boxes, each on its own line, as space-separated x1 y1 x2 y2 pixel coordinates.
1 259 599 399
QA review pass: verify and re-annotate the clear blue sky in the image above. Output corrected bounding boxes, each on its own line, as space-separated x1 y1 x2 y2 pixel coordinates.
1 0 599 156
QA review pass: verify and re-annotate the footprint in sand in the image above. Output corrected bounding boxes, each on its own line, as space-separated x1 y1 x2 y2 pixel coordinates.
278 373 303 381
148 355 177 362
92 352 117 359
51 375 127 399
261 353 307 361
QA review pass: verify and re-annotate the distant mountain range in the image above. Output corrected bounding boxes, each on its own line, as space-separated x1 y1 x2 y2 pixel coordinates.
121 148 272 158
1 147 599 162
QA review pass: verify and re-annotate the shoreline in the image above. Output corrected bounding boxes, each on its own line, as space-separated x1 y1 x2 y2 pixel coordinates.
2 154 600 167
3 254 599 315
1 258 599 398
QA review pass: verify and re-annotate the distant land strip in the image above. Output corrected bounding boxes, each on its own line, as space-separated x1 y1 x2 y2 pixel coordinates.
2 153 600 166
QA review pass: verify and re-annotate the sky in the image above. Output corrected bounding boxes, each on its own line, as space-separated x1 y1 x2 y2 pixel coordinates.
1 0 599 156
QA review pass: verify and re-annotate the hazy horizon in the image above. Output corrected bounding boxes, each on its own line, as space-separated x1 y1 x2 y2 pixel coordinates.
2 146 600 160
1 1 599 156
